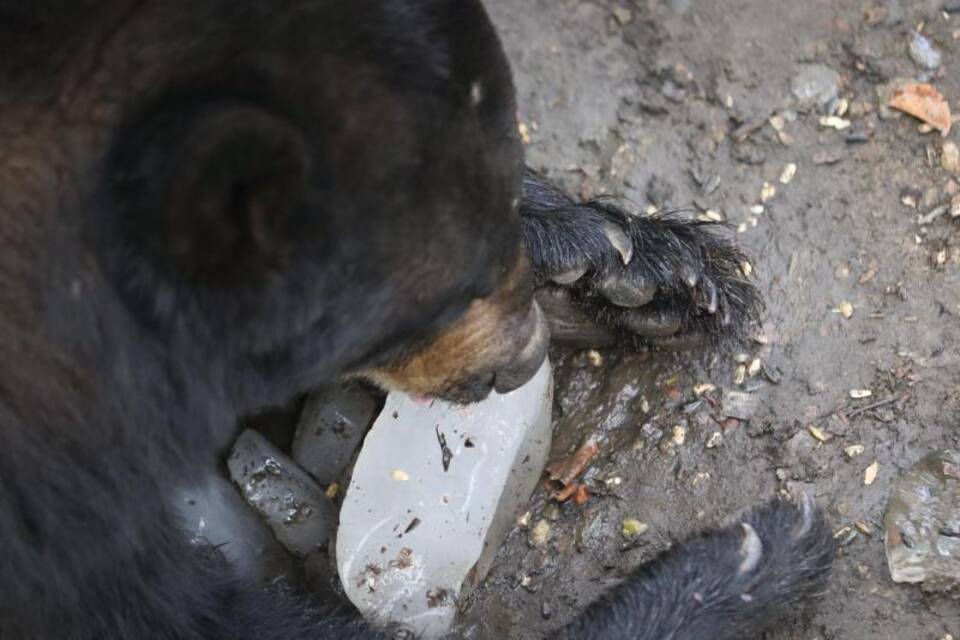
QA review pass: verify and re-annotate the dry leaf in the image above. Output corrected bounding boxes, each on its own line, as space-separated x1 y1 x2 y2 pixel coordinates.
889 83 952 136
545 438 599 501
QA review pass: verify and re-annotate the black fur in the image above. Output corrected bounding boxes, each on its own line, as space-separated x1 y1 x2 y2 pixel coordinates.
557 500 835 640
0 1 825 639
521 169 763 345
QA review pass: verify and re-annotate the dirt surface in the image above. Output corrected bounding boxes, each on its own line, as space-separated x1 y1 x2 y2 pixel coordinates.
460 1 960 638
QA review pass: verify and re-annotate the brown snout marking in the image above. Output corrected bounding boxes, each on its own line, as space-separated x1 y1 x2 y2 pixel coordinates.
365 255 537 399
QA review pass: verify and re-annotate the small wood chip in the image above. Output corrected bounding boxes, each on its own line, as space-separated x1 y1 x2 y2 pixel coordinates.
850 389 873 399
808 425 832 442
747 358 762 377
529 519 552 547
780 162 798 184
621 518 649 538
518 121 531 144
693 383 716 396
761 182 776 202
705 431 723 448
573 484 589 506
864 460 879 485
545 438 600 501
325 482 339 499
671 425 686 446
611 6 632 25
391 469 410 481
734 364 747 385
858 260 879 284
820 115 851 130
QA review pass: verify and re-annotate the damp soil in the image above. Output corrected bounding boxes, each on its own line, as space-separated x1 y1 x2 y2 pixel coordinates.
460 1 960 638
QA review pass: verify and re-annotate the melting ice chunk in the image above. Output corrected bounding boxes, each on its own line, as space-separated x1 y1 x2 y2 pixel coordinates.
337 360 553 638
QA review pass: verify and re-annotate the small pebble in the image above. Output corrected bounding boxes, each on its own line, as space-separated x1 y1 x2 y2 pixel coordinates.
864 461 879 486
850 389 873 399
740 260 753 277
391 469 410 482
844 444 866 459
791 64 840 107
747 358 762 377
780 163 798 184
837 300 855 319
845 131 872 144
909 30 943 69
517 512 532 528
621 518 649 538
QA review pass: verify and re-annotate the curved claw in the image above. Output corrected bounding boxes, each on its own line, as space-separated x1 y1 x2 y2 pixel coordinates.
737 522 764 575
551 265 588 285
792 492 815 540
698 277 719 314
602 221 633 266
680 264 700 288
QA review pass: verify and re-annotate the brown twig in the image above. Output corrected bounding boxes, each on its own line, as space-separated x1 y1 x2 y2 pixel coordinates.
845 394 906 419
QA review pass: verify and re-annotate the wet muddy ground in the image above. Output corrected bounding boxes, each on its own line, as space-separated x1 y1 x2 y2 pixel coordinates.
461 0 960 637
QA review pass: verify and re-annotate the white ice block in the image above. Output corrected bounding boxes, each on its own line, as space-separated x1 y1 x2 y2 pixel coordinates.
337 360 553 638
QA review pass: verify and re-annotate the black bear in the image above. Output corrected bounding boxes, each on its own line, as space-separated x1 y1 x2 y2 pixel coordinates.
0 1 832 638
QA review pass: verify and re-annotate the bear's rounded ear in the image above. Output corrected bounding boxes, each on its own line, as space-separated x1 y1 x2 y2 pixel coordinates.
108 103 314 285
